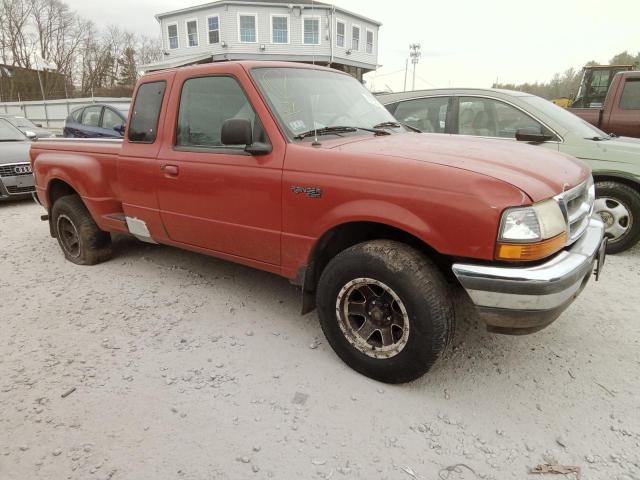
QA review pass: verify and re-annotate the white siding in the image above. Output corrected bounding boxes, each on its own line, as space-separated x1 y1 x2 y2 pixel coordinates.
158 4 379 69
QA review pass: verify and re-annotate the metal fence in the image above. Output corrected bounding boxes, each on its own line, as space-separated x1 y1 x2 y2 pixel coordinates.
0 97 131 134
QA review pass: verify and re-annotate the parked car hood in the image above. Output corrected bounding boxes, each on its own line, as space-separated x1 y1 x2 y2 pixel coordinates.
328 133 589 202
577 136 640 164
0 141 32 165
25 126 55 139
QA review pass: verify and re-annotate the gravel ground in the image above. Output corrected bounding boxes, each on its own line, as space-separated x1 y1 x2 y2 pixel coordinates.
1 199 639 480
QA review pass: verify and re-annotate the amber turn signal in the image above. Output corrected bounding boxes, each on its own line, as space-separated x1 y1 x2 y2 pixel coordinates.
495 232 567 261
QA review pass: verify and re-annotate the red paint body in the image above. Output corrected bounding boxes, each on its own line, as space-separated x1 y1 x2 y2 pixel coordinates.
568 71 640 138
30 62 590 281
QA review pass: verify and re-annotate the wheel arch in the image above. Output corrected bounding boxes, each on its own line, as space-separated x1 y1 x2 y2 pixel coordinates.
47 178 80 237
592 172 640 193
300 220 452 314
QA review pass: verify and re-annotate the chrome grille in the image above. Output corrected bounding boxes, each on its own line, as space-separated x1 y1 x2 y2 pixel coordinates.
0 163 32 177
555 178 595 244
6 185 35 194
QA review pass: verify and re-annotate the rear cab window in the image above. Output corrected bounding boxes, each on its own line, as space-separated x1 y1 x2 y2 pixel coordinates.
128 81 167 143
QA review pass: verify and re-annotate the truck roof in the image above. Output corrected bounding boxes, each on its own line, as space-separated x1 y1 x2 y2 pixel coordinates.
141 60 342 79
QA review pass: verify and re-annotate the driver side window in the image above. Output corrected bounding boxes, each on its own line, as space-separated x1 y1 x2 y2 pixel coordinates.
176 76 267 149
458 97 544 139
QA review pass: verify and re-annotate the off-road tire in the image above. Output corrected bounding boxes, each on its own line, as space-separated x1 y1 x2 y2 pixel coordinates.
51 195 112 265
316 240 455 383
595 181 640 254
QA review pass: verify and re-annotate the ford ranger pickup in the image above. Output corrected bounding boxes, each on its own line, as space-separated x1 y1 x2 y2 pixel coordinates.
30 62 607 383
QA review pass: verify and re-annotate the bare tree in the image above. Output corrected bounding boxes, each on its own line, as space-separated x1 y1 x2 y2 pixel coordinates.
136 34 162 69
1 0 35 68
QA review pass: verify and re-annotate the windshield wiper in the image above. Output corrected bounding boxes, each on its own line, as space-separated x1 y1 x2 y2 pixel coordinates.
294 125 390 140
374 121 423 133
586 136 611 141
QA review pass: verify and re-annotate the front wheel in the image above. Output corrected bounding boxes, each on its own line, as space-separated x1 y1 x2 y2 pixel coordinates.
594 181 640 254
316 240 455 383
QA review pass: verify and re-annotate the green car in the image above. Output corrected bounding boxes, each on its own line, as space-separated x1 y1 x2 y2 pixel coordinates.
378 89 640 253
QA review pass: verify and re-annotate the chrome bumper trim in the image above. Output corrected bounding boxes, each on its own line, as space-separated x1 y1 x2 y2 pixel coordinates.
452 216 605 333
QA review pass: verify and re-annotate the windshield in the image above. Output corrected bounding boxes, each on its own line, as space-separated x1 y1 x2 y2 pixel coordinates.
0 118 27 141
251 67 402 140
6 116 36 128
520 95 609 139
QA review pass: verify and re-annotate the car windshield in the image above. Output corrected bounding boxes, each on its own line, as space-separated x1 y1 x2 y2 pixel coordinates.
6 116 36 128
520 95 609 139
251 67 403 140
0 118 27 141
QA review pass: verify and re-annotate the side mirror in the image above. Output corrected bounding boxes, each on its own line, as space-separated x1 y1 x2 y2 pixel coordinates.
515 127 554 143
24 131 37 141
221 118 272 156
221 118 252 146
113 124 126 135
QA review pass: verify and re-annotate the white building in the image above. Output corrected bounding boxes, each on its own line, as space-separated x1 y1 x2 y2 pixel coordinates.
144 0 381 81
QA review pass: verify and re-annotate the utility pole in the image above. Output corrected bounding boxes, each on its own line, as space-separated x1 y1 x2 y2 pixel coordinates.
403 58 408 92
409 43 421 91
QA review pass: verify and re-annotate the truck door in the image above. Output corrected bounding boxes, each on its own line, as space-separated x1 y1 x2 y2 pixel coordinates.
606 77 640 137
155 73 283 266
118 79 171 242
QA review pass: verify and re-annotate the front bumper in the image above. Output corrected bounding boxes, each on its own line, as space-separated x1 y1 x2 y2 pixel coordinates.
452 216 606 334
0 165 36 200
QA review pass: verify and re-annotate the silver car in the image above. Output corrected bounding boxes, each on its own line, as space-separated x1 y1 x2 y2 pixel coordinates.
377 88 640 253
0 118 36 200
0 114 55 139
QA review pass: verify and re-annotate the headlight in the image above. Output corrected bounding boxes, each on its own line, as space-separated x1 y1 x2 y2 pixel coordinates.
496 199 567 261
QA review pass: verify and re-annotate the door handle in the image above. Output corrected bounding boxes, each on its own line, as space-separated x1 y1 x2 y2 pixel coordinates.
162 164 179 177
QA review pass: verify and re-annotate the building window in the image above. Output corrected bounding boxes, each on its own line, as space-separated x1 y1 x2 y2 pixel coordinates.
239 14 257 43
366 29 374 54
351 25 360 51
207 16 220 44
271 15 289 44
336 20 345 48
303 17 320 45
186 19 198 47
167 23 178 49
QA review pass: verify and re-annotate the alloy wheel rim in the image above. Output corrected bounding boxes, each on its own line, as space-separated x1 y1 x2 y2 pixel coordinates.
335 278 410 359
57 214 81 258
594 196 632 244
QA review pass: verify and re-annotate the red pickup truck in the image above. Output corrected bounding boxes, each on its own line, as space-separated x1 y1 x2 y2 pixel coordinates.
31 62 606 383
568 71 640 138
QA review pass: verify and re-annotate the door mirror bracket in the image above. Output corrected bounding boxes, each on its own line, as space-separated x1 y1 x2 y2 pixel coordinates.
222 118 271 156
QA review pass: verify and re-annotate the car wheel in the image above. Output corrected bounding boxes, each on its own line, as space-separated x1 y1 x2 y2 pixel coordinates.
594 181 640 254
316 240 455 383
51 195 112 265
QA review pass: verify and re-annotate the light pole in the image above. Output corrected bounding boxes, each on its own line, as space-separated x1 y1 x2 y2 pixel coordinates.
409 43 421 91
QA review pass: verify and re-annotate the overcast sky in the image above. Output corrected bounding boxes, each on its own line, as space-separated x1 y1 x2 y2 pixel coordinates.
65 0 640 91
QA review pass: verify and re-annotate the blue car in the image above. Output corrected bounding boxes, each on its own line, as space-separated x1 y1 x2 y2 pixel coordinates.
63 103 129 138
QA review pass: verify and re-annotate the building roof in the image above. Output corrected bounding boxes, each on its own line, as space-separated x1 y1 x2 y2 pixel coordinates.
156 0 382 26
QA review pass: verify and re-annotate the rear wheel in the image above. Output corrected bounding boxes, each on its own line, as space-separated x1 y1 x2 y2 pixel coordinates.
316 240 455 383
51 195 112 265
595 181 640 254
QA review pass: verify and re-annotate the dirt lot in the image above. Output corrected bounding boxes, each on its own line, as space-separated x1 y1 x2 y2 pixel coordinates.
1 199 639 480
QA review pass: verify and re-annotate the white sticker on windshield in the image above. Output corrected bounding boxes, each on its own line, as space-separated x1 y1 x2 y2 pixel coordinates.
289 120 306 131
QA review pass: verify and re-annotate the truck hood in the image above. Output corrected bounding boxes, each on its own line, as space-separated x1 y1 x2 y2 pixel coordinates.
329 133 589 201
0 141 31 165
